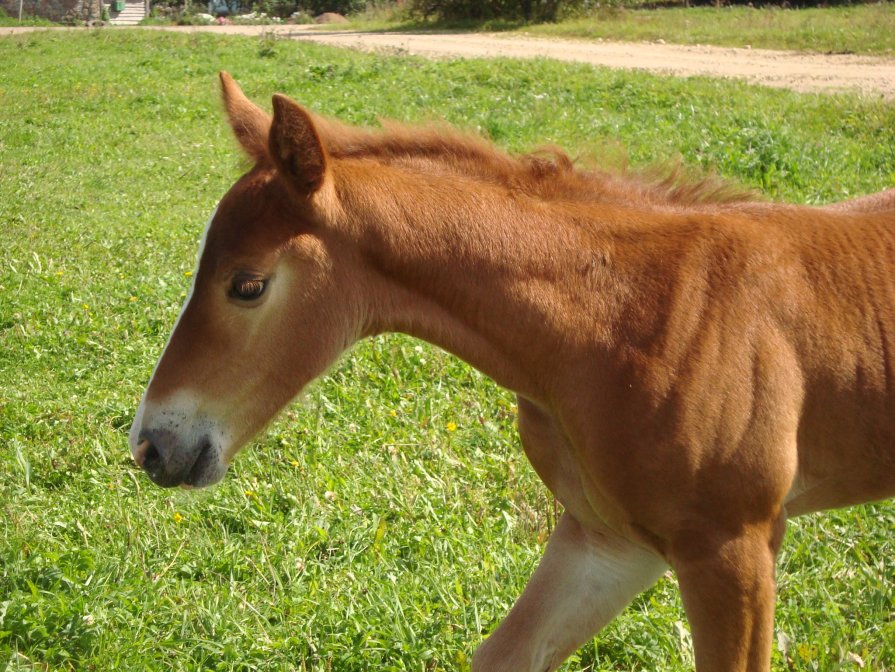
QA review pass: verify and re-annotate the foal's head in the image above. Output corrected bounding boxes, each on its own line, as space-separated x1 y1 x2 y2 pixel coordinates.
129 73 743 489
129 74 361 487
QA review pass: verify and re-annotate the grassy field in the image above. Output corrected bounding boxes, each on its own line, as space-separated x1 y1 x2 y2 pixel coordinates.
1 29 894 671
349 3 895 55
521 3 895 55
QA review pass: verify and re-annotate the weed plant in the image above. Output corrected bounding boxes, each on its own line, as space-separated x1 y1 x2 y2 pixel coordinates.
1 29 894 671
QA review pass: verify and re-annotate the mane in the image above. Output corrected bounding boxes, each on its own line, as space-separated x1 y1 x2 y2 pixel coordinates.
314 114 758 208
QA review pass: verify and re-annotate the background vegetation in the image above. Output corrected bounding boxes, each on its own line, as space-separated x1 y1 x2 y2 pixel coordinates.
1 29 894 671
512 3 895 54
329 2 895 56
400 0 895 22
0 7 56 25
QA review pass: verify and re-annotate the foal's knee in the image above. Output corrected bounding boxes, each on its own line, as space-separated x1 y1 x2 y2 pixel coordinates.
471 632 556 672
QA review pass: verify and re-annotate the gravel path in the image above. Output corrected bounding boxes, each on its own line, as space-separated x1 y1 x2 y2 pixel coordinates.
5 24 895 98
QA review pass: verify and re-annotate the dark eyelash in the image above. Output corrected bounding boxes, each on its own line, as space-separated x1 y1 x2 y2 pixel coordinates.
229 276 267 301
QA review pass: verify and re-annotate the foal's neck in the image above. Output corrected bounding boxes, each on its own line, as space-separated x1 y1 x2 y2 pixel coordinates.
337 162 626 403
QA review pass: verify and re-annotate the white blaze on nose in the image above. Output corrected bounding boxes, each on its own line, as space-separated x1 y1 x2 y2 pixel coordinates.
128 205 219 460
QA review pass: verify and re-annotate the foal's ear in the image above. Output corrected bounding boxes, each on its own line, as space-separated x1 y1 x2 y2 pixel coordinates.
269 94 328 196
219 72 271 164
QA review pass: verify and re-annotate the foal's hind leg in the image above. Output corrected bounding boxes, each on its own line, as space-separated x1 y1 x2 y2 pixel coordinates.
471 512 666 672
669 514 787 672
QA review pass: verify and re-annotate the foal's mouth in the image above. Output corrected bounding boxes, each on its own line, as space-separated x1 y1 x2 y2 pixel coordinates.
183 440 218 488
135 436 222 489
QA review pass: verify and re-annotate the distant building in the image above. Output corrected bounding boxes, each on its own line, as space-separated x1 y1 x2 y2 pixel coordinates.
2 0 147 23
208 0 238 15
2 0 103 21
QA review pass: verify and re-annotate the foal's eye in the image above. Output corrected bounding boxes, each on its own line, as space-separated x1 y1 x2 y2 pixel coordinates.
229 275 268 301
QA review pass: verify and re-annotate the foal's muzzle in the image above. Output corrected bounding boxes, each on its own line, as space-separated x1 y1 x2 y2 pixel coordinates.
134 429 216 488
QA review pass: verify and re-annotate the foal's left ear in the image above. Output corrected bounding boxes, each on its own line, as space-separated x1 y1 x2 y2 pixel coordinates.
220 72 271 164
269 94 328 196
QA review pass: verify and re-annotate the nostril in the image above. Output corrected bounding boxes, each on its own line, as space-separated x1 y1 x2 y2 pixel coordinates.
142 442 162 471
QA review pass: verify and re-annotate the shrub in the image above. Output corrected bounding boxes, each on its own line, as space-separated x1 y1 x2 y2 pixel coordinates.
407 0 590 21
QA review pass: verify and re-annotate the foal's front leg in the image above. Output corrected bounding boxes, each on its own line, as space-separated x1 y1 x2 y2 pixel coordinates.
670 514 787 672
472 512 666 672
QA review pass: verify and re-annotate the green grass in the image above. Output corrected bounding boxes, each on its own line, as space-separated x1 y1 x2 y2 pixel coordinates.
521 3 895 55
0 8 56 26
346 3 895 56
1 29 894 671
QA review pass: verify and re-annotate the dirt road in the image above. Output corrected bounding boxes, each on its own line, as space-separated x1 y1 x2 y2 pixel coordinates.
5 24 895 98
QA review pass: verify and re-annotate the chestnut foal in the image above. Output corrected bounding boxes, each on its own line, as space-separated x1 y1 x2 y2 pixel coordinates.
130 73 895 671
